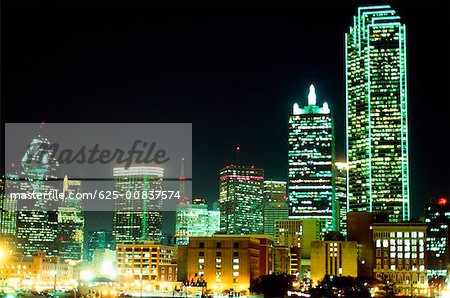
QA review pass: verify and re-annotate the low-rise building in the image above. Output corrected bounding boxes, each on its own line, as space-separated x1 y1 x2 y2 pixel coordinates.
177 235 273 295
116 241 178 293
372 223 428 296
0 251 75 291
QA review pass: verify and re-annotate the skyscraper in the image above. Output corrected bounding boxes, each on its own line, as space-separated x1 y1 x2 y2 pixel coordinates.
263 180 288 238
113 166 164 245
16 135 60 259
424 197 450 277
288 84 335 231
346 5 409 222
219 165 264 234
57 176 84 261
334 162 347 236
0 173 19 254
175 197 220 245
86 229 113 262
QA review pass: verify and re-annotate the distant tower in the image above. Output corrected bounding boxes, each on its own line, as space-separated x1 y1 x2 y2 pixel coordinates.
219 165 264 234
288 84 335 232
263 180 288 238
346 5 409 222
175 197 220 245
334 162 347 236
112 166 164 244
16 135 60 258
58 176 84 261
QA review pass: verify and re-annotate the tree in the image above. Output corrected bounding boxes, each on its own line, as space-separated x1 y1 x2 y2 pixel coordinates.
250 273 294 297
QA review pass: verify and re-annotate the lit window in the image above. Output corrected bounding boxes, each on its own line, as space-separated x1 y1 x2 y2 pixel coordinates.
233 272 239 277
198 258 205 263
376 240 381 248
233 258 239 263
233 265 239 270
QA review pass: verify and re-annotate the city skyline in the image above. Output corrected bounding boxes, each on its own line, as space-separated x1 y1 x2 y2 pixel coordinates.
0 1 449 296
1 1 448 233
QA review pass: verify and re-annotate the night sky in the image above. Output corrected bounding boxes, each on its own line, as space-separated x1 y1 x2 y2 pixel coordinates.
2 0 449 234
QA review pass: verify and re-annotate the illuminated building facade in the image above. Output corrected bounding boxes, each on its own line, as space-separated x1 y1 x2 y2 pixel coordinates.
116 241 177 289
113 166 164 244
310 241 358 285
373 223 427 296
219 165 264 234
346 5 410 222
424 197 450 277
178 235 273 294
86 229 113 262
288 84 335 232
263 180 287 203
0 173 19 254
58 176 84 261
334 162 348 236
263 180 288 238
0 251 75 290
175 197 220 245
16 135 60 259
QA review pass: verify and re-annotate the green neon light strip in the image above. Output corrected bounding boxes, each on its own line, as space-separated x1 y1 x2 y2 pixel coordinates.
399 24 406 220
403 24 410 221
372 16 401 24
344 32 350 213
358 9 396 56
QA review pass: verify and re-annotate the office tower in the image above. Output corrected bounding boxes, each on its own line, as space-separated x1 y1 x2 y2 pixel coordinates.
113 166 164 244
0 173 19 253
346 5 409 222
263 180 287 203
288 84 335 231
219 165 264 234
16 135 59 258
372 223 427 296
175 197 220 245
57 176 84 261
263 180 288 238
275 219 324 259
424 197 450 277
334 162 348 236
86 229 113 262
346 211 375 281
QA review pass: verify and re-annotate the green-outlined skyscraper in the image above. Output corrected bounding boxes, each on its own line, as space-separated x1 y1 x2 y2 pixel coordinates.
346 5 409 222
288 84 335 232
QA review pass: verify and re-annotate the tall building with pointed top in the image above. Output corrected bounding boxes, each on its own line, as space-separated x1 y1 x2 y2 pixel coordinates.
288 84 335 232
346 5 409 222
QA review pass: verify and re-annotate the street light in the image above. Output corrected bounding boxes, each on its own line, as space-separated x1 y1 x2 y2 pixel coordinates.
51 269 57 293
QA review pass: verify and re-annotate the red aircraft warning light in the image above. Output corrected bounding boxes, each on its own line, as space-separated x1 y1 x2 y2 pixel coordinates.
438 197 447 206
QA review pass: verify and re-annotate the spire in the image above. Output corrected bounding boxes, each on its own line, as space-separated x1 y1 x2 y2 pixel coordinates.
308 84 317 105
63 175 69 192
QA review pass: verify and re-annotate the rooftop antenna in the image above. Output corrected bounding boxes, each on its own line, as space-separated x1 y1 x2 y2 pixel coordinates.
236 146 240 165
